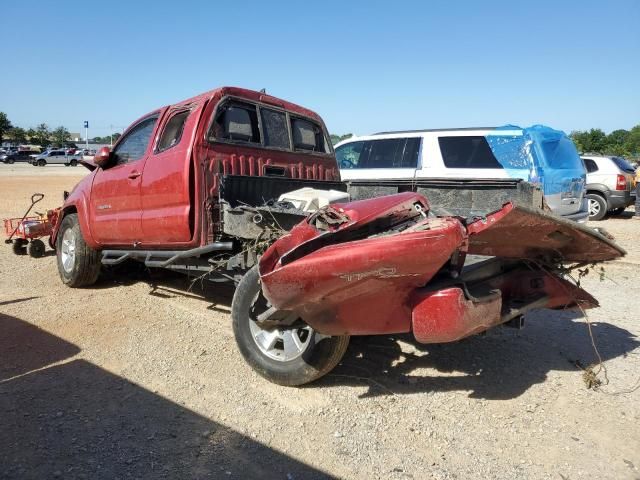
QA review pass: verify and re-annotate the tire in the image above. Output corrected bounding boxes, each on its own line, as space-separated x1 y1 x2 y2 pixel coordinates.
56 213 101 287
587 193 607 221
232 266 350 386
12 238 27 255
37 159 46 167
70 160 78 167
27 239 46 258
8 159 14 164
609 207 626 215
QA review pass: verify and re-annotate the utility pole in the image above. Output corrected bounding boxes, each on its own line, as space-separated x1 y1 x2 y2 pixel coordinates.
84 121 89 149
110 124 113 147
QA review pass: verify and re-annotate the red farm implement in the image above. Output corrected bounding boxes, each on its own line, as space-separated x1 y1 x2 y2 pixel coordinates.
4 194 59 258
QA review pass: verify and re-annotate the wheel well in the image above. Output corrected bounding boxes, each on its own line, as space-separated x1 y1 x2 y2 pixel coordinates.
586 190 605 199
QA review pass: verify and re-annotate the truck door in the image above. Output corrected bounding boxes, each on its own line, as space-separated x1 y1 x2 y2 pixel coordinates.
89 114 159 245
139 103 203 245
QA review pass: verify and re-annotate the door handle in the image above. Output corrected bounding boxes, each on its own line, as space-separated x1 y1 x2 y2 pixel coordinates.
128 171 141 179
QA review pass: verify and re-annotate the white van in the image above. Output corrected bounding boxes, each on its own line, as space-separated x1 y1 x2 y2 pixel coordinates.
336 126 588 222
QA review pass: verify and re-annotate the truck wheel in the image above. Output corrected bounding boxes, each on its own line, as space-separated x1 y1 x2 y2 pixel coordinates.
70 160 78 167
37 159 46 167
587 194 607 221
232 266 350 386
56 213 101 287
27 239 45 258
12 239 28 255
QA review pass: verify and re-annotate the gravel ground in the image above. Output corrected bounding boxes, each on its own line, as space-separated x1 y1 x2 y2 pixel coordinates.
1 164 639 479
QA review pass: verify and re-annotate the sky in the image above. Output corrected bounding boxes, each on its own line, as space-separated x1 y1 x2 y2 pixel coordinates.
1 0 638 138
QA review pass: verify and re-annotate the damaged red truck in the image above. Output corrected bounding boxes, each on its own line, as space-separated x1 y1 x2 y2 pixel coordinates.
50 86 625 386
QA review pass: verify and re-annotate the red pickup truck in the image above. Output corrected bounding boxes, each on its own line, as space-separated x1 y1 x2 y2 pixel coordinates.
51 86 625 386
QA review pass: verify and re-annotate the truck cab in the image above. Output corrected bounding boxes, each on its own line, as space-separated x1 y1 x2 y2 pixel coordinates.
52 86 342 281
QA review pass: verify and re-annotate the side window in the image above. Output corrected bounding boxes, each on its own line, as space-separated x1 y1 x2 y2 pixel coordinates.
157 110 190 152
438 136 502 169
209 102 260 144
291 118 327 153
336 141 365 169
260 108 290 149
400 137 421 168
113 116 158 165
365 139 403 168
584 159 599 173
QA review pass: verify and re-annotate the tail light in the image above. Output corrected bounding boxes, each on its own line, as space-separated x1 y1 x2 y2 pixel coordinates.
616 174 627 191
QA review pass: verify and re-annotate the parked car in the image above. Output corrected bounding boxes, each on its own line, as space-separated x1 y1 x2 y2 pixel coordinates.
581 155 636 220
50 86 624 386
336 125 589 222
1 151 38 164
32 149 82 166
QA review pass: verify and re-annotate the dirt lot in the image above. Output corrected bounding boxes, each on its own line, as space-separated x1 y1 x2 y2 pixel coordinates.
1 163 639 480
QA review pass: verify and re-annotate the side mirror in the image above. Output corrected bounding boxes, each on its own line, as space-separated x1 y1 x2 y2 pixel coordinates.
94 146 112 168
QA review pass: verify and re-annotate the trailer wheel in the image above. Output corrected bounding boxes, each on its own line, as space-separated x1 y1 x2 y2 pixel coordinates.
232 266 350 386
56 213 101 287
12 239 27 255
27 239 45 258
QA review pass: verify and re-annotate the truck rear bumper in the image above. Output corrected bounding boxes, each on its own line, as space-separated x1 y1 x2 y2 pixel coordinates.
409 268 597 343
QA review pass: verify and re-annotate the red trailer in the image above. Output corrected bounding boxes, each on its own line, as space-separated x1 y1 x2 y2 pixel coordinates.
4 194 59 258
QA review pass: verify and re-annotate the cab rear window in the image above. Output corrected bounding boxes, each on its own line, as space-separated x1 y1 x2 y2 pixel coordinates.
291 118 329 153
209 101 261 144
208 99 330 155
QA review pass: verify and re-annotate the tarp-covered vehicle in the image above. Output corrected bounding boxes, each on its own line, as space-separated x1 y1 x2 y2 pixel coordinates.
232 192 625 386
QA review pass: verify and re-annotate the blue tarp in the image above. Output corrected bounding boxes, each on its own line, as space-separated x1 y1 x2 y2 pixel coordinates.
485 125 585 195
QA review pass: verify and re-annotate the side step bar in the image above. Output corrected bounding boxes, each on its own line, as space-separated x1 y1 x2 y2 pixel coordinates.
101 242 233 267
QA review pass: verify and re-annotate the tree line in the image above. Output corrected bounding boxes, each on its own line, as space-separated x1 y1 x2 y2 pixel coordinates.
570 125 640 158
0 112 120 148
3 110 638 157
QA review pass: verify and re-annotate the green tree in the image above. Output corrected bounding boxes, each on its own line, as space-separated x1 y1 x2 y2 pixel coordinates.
26 128 37 143
570 128 607 153
52 126 70 147
8 127 27 145
624 125 640 156
0 112 13 144
33 123 50 147
330 133 354 146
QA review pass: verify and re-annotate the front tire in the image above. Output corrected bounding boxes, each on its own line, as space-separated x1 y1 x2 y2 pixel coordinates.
37 159 46 167
232 266 349 386
587 193 607 221
56 213 101 287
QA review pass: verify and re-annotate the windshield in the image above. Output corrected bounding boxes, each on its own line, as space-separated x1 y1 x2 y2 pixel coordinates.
611 156 635 173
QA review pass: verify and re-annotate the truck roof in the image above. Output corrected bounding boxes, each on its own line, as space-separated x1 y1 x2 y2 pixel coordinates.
169 86 324 123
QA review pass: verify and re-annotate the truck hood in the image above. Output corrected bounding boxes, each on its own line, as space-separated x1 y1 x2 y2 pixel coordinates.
261 193 625 278
465 203 625 262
